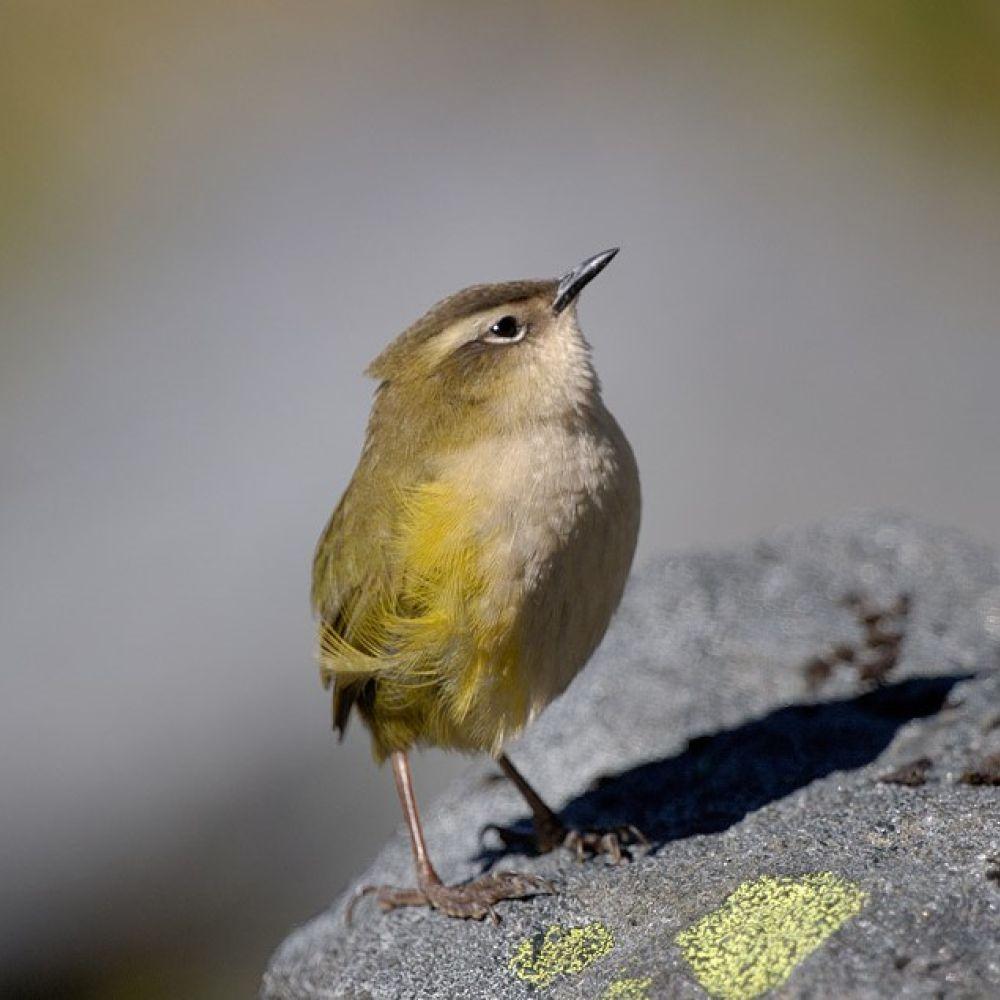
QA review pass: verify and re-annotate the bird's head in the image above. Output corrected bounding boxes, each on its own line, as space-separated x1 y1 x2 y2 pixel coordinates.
366 250 618 435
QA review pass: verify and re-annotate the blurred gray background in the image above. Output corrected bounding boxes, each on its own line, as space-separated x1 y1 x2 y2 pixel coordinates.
2 2 999 996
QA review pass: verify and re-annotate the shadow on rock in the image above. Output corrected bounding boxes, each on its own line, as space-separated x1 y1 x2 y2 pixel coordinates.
478 674 971 865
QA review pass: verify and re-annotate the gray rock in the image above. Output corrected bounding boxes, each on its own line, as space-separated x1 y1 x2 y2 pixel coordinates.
262 513 1000 999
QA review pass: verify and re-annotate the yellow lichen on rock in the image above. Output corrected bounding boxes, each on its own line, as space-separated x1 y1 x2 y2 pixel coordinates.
602 975 653 998
509 922 615 988
676 872 866 999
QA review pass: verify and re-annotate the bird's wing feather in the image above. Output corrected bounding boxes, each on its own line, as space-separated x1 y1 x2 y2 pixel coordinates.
313 448 500 743
311 438 414 736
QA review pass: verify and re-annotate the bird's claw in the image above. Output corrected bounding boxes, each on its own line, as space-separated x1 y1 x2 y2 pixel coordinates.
483 819 649 863
563 823 649 864
346 870 554 923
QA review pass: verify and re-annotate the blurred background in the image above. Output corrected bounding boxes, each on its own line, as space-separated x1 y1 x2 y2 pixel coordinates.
3 1 999 996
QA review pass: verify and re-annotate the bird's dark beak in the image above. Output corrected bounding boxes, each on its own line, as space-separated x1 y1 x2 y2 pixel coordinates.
552 248 619 314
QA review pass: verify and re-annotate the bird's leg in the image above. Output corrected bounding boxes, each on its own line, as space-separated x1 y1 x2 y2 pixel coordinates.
486 753 648 863
348 751 553 923
388 745 443 895
495 753 568 851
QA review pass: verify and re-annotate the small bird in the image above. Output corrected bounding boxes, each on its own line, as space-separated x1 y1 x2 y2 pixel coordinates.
312 250 641 920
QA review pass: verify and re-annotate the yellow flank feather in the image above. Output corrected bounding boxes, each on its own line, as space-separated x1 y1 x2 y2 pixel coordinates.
319 480 527 760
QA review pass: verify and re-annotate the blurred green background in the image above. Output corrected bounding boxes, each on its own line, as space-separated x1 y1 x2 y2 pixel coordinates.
3 2 1000 996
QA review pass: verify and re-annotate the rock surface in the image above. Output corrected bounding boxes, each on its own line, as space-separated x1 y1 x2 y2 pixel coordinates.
262 514 1000 999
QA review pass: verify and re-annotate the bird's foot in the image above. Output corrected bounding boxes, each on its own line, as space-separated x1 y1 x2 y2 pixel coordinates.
347 870 554 923
484 819 649 863
562 824 649 863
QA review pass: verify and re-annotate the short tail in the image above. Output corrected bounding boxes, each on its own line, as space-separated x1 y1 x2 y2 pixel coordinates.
331 677 376 739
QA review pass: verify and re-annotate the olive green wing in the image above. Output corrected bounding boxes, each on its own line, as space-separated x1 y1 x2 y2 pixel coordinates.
311 446 415 737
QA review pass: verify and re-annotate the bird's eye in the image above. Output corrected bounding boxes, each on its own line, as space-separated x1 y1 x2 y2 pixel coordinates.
484 315 525 343
490 315 519 337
